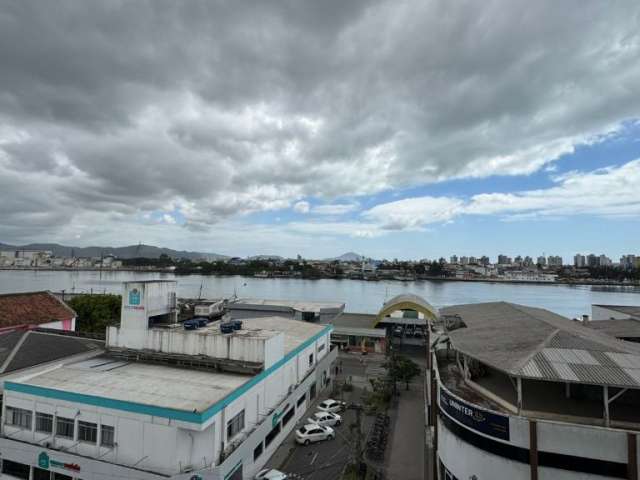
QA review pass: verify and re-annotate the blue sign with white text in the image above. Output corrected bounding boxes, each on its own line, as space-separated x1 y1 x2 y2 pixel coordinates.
440 387 510 441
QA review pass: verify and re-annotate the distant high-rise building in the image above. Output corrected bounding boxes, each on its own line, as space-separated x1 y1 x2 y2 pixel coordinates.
497 254 511 265
537 256 547 267
587 254 598 268
547 255 563 267
514 255 523 266
598 254 612 267
460 256 469 265
450 255 459 264
574 254 586 268
469 256 477 265
479 256 490 266
523 256 534 267
620 254 637 269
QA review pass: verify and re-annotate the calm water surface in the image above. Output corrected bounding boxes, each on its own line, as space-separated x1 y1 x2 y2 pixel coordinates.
1 270 640 319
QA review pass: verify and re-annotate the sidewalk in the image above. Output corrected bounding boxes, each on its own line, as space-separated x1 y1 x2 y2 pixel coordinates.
386 381 426 480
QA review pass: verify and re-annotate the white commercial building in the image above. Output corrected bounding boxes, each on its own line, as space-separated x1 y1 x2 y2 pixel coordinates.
0 281 336 480
426 301 640 480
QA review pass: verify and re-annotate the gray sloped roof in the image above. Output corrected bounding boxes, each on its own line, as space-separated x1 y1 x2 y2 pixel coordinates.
593 305 640 319
1 331 103 374
586 319 640 338
442 302 640 389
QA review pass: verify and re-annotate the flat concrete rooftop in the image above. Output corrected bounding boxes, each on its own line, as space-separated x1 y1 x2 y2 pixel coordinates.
233 298 345 313
157 316 329 355
232 316 328 353
14 357 249 413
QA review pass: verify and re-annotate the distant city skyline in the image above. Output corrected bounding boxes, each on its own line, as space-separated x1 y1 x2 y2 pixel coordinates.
1 3 639 260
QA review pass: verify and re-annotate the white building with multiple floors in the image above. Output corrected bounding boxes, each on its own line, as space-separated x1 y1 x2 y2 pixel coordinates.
0 281 336 480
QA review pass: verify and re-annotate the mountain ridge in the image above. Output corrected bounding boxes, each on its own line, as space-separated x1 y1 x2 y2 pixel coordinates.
0 242 228 261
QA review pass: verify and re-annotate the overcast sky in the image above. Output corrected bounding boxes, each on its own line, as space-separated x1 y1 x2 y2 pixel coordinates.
1 1 640 260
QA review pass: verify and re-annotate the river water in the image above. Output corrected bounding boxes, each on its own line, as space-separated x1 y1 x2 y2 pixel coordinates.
2 270 640 319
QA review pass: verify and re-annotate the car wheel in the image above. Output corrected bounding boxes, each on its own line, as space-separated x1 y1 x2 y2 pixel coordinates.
304 439 310 446
329 434 335 440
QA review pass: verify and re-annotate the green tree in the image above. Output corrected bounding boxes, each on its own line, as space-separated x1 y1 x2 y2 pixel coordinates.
67 294 121 334
387 355 421 390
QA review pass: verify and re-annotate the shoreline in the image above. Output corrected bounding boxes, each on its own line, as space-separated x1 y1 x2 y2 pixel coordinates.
0 267 638 287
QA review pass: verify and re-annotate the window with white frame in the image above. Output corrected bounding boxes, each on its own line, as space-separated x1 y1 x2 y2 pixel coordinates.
56 417 74 439
101 424 115 447
35 412 53 433
226 410 245 440
5 407 32 430
78 421 97 443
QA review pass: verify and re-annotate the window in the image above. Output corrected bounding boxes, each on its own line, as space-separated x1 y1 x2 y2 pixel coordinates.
2 459 30 480
5 407 32 430
78 421 97 443
309 383 317 400
296 393 306 407
53 473 73 480
226 410 245 440
264 423 281 447
101 424 115 447
308 353 314 366
56 417 75 439
253 441 263 461
318 343 326 352
33 467 52 480
35 412 53 433
282 407 295 427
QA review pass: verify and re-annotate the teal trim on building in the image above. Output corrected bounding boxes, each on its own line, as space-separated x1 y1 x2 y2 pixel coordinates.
4 324 333 425
223 460 242 480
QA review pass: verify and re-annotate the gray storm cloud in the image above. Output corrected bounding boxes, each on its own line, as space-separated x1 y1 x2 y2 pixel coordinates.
1 0 640 242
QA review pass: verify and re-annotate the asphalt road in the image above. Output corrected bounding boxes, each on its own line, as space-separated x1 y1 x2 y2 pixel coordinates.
264 353 384 479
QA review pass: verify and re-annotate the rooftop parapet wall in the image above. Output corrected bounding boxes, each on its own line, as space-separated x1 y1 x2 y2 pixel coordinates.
106 325 284 367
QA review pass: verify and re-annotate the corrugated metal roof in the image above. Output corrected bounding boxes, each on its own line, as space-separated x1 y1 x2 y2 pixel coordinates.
444 302 640 388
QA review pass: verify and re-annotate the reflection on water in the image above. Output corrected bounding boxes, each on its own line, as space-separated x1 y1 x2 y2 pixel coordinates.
1 270 639 319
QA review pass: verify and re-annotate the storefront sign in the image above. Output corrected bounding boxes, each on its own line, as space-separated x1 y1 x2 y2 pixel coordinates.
128 288 141 305
439 387 510 441
38 452 81 473
272 404 290 428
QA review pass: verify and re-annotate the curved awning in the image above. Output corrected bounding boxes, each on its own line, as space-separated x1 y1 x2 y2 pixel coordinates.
374 293 439 327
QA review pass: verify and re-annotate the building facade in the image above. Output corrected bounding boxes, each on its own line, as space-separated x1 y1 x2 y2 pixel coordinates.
0 281 337 480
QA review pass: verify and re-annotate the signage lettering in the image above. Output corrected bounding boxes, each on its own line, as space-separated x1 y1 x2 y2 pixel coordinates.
439 387 510 441
128 288 141 306
272 404 289 428
38 452 81 473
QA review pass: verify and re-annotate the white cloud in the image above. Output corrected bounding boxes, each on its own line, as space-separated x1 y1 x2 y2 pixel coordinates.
293 201 311 214
362 196 465 230
357 159 640 231
311 203 359 215
162 214 177 225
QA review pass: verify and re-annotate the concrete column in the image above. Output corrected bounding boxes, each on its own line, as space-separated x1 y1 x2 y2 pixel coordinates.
628 433 638 480
604 385 610 427
529 420 538 480
517 377 523 414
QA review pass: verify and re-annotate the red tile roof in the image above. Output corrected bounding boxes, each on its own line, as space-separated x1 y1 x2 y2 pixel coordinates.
0 291 76 328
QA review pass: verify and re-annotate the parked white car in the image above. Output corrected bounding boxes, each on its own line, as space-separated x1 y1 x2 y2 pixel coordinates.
255 468 288 480
317 399 346 413
307 411 342 427
295 424 335 445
